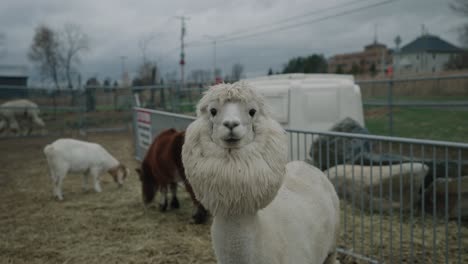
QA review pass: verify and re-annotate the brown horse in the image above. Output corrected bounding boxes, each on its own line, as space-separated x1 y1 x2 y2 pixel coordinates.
136 128 208 224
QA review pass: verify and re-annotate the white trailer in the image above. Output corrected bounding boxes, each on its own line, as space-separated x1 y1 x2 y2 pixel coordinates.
246 73 364 131
245 73 365 160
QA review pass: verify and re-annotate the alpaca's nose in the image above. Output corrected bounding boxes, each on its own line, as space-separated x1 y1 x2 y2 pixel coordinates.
223 120 239 130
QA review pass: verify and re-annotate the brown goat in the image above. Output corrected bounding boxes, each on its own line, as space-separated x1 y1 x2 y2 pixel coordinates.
136 128 208 224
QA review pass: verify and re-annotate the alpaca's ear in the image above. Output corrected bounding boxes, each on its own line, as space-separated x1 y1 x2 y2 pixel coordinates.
196 102 209 117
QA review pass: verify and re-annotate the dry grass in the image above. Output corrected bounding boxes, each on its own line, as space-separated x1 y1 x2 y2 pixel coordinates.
0 133 215 264
0 132 466 263
338 203 468 263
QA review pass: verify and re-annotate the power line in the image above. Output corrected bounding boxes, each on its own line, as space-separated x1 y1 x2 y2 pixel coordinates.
186 0 372 46
187 0 398 47
186 0 372 47
187 0 369 47
215 0 397 43
221 0 374 39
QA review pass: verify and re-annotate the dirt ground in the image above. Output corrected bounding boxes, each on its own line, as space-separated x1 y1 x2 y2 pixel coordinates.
0 132 214 264
0 132 466 264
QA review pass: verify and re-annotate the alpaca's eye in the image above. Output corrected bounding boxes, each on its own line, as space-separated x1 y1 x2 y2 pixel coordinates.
210 108 217 116
249 109 256 117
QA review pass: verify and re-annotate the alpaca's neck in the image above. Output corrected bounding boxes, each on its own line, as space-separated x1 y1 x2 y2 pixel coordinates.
212 214 261 264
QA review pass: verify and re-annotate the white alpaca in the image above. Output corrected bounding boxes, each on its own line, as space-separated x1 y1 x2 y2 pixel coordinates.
182 82 340 264
0 99 45 135
44 138 129 200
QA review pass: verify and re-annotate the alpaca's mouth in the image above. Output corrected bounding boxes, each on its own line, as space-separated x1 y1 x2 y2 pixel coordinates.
224 137 240 144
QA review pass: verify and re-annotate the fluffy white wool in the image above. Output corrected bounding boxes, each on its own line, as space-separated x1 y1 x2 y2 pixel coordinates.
182 81 340 264
183 82 287 216
212 161 340 264
196 82 267 117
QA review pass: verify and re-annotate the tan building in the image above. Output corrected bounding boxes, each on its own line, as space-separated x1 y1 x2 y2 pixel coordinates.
328 42 393 75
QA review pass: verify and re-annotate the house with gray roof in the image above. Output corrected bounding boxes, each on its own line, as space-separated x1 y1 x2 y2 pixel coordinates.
393 34 463 75
0 65 28 86
0 65 29 99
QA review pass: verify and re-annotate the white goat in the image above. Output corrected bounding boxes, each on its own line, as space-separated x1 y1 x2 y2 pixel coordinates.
0 99 45 135
44 138 129 200
182 82 340 264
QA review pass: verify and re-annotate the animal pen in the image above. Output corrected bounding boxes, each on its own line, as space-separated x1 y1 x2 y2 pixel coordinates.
358 74 468 142
0 82 206 138
0 86 134 137
132 107 467 264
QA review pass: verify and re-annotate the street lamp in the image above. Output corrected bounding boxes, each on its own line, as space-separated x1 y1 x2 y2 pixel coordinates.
204 35 218 83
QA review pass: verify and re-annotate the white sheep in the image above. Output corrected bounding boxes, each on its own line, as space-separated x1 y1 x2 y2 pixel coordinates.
182 82 340 264
0 99 45 135
44 138 129 200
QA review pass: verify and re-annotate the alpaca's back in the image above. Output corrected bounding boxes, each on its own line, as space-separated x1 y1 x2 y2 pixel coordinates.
257 160 340 264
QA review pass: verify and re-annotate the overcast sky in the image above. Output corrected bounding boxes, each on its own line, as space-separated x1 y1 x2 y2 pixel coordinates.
0 0 465 85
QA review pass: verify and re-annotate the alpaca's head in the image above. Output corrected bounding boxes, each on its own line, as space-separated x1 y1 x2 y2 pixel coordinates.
196 82 266 149
182 81 288 216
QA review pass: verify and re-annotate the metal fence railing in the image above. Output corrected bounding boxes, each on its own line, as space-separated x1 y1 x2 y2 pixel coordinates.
358 74 468 142
288 129 467 264
132 83 207 114
0 105 85 138
0 86 135 138
132 75 468 143
133 108 467 264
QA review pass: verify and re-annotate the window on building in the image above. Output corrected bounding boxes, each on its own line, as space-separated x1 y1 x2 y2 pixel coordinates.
433 53 436 59
432 67 435 72
416 54 419 60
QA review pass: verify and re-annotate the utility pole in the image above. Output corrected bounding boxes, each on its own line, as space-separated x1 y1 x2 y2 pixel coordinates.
0 33 6 59
373 23 378 44
176 16 189 85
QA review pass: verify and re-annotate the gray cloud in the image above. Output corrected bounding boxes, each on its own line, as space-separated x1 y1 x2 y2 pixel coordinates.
0 0 464 84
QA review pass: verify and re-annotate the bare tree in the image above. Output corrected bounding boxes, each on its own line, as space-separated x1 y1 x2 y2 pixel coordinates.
103 77 111 87
231 63 244 81
214 68 222 81
60 23 89 89
190 69 212 84
29 24 89 90
201 70 212 83
137 33 165 86
190 69 202 83
451 0 468 47
28 25 62 90
165 71 178 83
138 61 158 85
138 34 156 64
